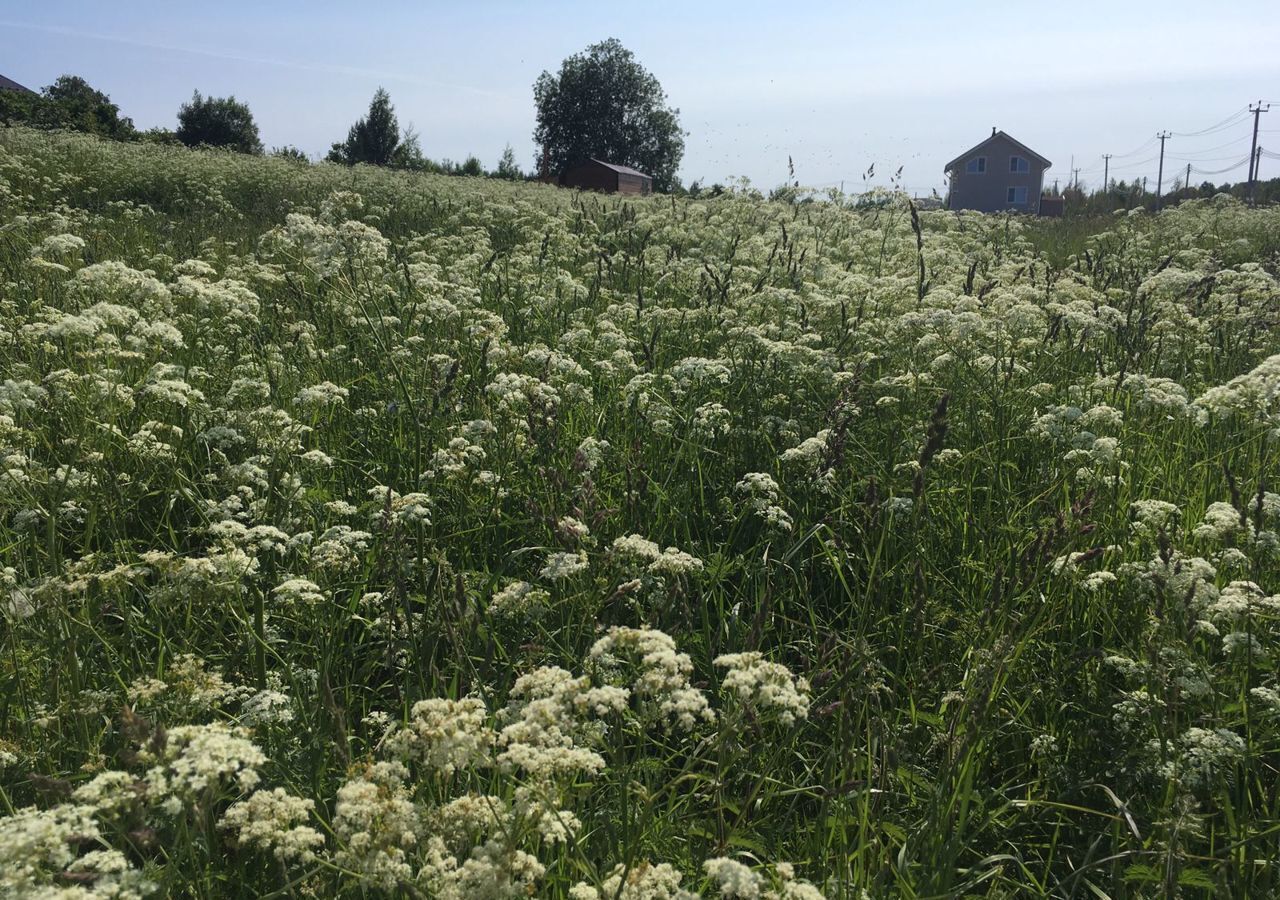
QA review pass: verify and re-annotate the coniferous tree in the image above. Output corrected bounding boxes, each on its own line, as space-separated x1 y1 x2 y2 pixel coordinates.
495 144 522 180
328 88 401 166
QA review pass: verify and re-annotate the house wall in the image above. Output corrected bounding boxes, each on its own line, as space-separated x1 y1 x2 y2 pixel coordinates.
616 173 647 195
947 134 1047 213
560 162 618 192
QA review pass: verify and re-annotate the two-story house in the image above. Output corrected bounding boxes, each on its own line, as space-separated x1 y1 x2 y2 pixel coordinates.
944 129 1051 213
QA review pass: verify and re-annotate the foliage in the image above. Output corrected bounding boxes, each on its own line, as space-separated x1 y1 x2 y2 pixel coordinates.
0 75 135 140
1059 177 1280 217
533 37 684 192
495 144 522 180
327 87 400 166
138 126 180 146
3 126 1280 897
0 90 36 128
390 122 427 170
175 91 263 154
271 144 310 163
685 179 728 199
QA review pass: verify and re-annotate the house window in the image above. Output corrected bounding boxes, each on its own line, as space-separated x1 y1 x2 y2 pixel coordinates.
965 156 987 175
1007 186 1029 205
1010 155 1029 173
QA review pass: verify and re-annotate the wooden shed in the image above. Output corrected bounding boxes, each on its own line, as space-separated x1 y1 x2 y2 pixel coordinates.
559 158 653 195
1037 196 1065 218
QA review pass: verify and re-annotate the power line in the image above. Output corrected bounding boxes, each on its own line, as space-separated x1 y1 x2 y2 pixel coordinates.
1170 107 1251 137
1110 136 1160 159
1105 155 1161 171
1170 153 1255 164
1162 134 1251 159
1189 156 1253 176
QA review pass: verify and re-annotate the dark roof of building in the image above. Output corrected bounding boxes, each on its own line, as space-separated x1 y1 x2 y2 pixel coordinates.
585 158 652 179
944 130 1052 173
0 74 36 95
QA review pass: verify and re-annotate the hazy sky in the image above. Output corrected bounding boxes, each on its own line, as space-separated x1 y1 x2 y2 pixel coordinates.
4 1 1279 194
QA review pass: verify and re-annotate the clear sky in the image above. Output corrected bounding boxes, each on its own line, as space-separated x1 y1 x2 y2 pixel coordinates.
4 1 1279 194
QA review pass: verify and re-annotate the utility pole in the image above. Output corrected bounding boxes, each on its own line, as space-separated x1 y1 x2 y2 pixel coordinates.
1185 163 1191 193
1102 154 1111 194
1155 131 1171 209
1072 168 1081 190
1248 101 1269 205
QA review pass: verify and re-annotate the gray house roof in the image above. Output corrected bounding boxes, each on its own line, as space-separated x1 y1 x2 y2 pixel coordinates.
944 131 1051 173
0 74 36 94
589 159 652 179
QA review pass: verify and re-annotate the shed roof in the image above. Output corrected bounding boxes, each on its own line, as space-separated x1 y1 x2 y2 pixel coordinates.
586 158 652 179
0 74 36 94
944 131 1051 173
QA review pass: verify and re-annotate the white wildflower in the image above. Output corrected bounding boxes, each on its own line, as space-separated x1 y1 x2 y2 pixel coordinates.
489 581 551 618
143 723 266 808
382 697 495 775
294 381 349 409
704 857 764 899
540 550 589 581
241 688 296 726
220 787 324 862
272 577 325 608
589 627 713 731
714 652 811 726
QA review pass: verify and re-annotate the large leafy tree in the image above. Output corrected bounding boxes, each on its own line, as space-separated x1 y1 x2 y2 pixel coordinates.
43 76 136 139
0 75 135 139
328 88 400 166
176 91 263 154
0 88 40 130
533 38 684 192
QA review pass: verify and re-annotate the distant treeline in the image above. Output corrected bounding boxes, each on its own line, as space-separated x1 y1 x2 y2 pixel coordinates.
0 76 528 182
0 40 688 191
1052 177 1280 216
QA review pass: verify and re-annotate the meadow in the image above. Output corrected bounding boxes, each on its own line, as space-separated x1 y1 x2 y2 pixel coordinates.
2 126 1280 898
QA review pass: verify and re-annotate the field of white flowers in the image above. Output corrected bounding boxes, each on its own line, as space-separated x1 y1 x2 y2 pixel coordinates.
2 127 1280 898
